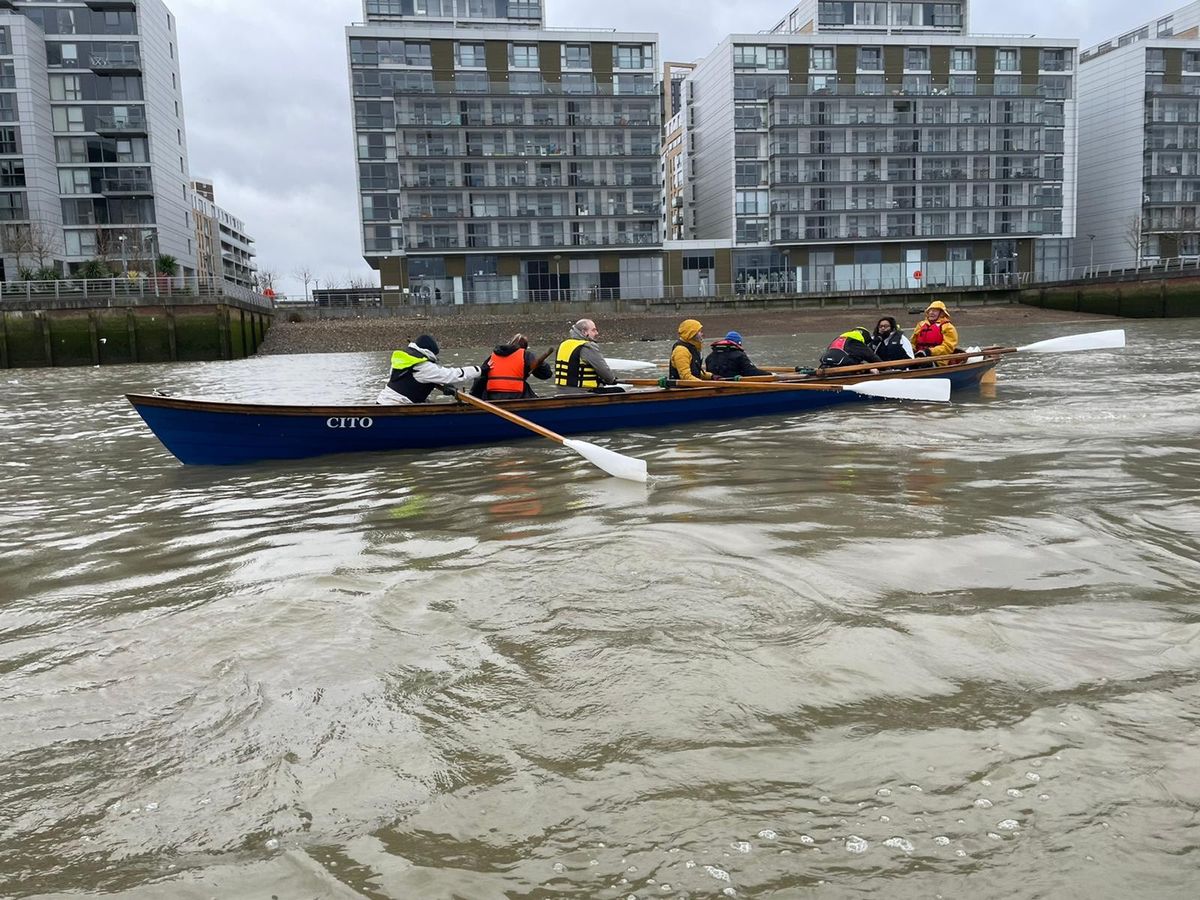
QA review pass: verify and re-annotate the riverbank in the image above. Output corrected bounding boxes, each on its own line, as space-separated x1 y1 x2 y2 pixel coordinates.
261 303 1116 355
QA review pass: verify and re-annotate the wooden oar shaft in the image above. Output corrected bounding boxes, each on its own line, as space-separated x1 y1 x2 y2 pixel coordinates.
773 347 1014 379
627 378 844 394
454 391 565 445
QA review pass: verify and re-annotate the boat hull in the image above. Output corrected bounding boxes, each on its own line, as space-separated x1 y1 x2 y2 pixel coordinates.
808 358 997 392
128 385 868 467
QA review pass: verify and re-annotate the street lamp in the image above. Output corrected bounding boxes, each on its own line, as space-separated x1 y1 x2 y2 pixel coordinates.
1087 233 1096 277
117 234 128 278
552 253 562 301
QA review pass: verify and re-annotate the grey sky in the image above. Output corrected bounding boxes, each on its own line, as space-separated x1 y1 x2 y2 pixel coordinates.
170 0 1151 297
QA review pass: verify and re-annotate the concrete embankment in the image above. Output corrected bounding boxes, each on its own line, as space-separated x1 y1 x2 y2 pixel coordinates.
1020 275 1200 318
261 302 1115 357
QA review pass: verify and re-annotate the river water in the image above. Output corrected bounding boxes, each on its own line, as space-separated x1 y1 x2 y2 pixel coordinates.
1 319 1198 899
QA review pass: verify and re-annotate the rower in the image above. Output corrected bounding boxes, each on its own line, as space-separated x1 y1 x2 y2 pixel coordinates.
669 319 717 382
376 335 482 405
911 300 959 359
477 333 552 401
869 317 914 362
705 331 771 378
819 327 881 370
555 319 624 395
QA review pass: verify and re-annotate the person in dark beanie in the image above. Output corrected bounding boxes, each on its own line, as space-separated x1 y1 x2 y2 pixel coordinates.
705 331 772 379
376 335 482 405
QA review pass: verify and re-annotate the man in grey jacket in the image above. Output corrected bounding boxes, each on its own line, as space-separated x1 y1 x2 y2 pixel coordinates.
554 319 624 395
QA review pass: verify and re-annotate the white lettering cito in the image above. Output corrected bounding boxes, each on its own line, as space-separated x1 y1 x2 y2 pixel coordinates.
326 417 374 429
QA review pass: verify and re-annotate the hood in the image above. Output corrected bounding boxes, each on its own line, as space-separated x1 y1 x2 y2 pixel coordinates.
925 300 952 320
709 340 741 352
491 344 522 357
678 319 703 346
569 326 591 342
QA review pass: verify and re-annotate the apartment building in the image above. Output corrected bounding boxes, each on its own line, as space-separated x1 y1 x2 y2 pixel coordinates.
190 179 256 288
347 0 663 305
667 0 1077 295
1077 3 1200 269
0 0 194 279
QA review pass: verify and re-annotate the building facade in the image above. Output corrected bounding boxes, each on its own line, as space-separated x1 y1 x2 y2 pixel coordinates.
190 179 256 288
347 0 663 304
0 0 194 279
668 0 1077 295
1077 3 1200 270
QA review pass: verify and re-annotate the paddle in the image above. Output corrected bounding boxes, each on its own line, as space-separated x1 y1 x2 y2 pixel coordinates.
627 378 952 403
452 390 648 483
607 358 659 371
760 329 1128 379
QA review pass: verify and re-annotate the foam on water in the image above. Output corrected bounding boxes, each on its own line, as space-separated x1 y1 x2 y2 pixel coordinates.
845 836 869 854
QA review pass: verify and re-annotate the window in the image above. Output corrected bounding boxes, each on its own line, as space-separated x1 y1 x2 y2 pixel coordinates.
859 47 882 70
1039 76 1070 100
52 106 86 132
735 133 762 158
509 72 543 94
455 71 488 92
767 48 787 71
1146 48 1166 74
853 2 888 25
893 3 922 26
562 73 596 94
0 61 14 89
0 94 14 122
509 43 538 68
996 49 1019 72
931 3 962 27
0 27 10 55
856 75 884 95
736 190 768 214
0 191 26 221
811 47 835 71
405 42 431 67
456 42 484 67
736 160 767 186
950 75 976 95
951 48 975 72
615 45 648 70
50 75 82 101
0 159 23 187
994 75 1020 96
563 44 591 69
905 47 929 70
1040 49 1071 72
58 168 91 194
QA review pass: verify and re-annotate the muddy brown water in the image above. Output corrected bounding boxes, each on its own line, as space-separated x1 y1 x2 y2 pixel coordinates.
1 320 1198 899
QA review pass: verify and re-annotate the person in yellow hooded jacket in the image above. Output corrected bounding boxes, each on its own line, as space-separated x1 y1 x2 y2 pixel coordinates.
669 319 719 382
910 300 960 359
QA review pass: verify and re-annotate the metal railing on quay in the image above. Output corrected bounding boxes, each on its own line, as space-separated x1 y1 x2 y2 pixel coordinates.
0 275 275 310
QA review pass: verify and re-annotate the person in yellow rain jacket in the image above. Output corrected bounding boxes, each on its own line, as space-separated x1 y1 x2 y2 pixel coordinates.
669 319 720 382
910 300 960 360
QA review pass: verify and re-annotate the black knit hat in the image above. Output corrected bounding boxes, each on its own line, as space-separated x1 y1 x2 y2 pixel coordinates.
412 334 440 359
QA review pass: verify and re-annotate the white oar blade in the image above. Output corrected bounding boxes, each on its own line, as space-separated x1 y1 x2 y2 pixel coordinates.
845 378 952 403
563 438 648 482
1018 329 1126 354
607 358 658 371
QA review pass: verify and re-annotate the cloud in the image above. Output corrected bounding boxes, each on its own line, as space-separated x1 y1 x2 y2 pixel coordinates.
169 0 1144 297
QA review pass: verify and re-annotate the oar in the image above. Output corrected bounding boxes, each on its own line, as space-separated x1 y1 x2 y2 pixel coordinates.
453 391 648 483
627 378 952 403
765 329 1128 379
607 358 659 371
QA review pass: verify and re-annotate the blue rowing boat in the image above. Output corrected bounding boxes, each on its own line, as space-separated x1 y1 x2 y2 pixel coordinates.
126 359 997 467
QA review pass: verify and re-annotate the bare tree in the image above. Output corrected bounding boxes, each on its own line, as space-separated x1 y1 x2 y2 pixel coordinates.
0 223 29 272
322 274 345 289
1124 215 1145 267
346 272 374 290
255 269 279 293
293 264 315 301
27 222 63 270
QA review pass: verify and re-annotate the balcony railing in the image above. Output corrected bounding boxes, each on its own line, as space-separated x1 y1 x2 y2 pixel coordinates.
94 114 147 134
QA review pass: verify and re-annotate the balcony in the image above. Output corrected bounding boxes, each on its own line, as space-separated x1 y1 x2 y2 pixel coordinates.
95 114 147 135
88 52 142 73
101 178 153 195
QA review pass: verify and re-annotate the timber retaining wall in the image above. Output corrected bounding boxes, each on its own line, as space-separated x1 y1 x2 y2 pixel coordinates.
0 301 272 369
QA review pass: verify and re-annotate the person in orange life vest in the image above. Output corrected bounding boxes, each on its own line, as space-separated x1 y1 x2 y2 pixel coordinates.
910 300 960 359
473 333 553 401
669 319 720 382
819 327 881 370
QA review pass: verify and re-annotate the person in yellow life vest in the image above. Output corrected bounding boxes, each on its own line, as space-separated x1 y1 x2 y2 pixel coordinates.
376 335 482 405
555 318 623 395
669 319 719 382
911 300 959 359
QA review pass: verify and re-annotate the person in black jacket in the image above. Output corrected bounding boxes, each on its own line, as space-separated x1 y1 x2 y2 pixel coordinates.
705 331 771 378
868 316 913 362
472 333 553 400
818 327 881 369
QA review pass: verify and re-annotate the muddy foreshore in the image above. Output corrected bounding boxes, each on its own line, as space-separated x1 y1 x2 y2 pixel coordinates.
260 304 1118 356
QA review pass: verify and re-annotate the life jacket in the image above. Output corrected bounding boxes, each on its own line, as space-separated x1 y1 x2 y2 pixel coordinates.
555 339 599 389
914 321 945 351
485 349 527 397
669 340 703 380
387 349 435 403
828 329 866 352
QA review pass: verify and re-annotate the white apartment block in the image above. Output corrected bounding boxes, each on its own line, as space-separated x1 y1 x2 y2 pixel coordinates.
1077 3 1200 270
